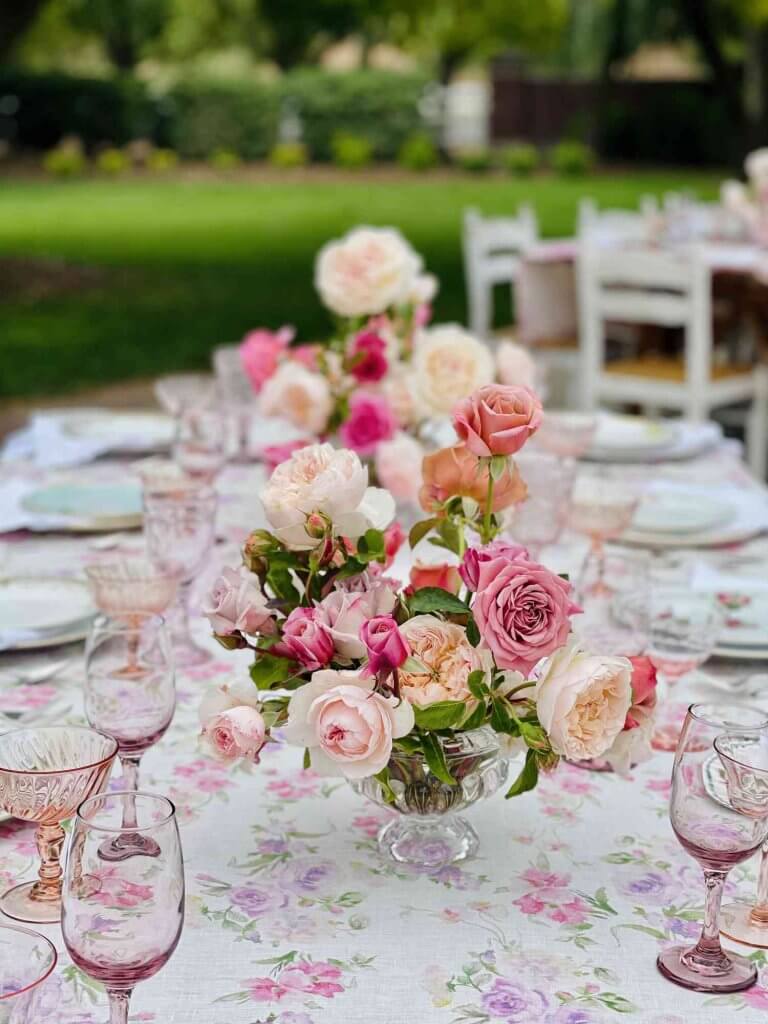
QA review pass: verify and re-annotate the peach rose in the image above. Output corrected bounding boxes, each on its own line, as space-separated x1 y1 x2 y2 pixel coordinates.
535 639 632 761
199 678 267 763
409 561 462 595
495 340 537 389
260 362 333 436
412 325 494 415
283 669 415 778
453 383 543 458
419 444 527 515
398 614 485 707
374 432 424 506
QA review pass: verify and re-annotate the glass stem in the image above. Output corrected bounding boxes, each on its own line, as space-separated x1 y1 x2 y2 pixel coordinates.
170 581 192 645
120 755 142 828
695 870 727 959
751 843 768 926
107 989 132 1024
32 822 65 902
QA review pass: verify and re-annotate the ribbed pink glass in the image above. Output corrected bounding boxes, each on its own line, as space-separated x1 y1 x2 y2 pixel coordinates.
533 410 597 460
85 558 178 619
0 726 118 923
0 923 57 1021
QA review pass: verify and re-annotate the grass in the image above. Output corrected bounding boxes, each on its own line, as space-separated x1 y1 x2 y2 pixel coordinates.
0 168 723 399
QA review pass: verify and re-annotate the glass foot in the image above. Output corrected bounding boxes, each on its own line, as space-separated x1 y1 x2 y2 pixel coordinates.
377 815 479 869
721 903 768 949
171 636 212 668
657 944 757 992
0 880 60 924
98 832 161 862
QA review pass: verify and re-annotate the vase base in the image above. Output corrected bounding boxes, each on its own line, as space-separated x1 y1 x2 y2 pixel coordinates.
378 815 479 869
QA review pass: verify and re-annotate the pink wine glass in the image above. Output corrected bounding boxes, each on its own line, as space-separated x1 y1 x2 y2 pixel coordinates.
569 467 641 597
84 613 175 860
657 702 768 992
172 405 228 483
143 482 217 667
0 923 57 1021
62 792 184 1024
0 726 118 923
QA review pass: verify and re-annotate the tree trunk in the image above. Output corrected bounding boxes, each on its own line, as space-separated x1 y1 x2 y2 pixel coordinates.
0 0 48 61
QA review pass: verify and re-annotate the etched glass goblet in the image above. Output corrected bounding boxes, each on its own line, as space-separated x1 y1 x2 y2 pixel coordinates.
62 792 184 1024
569 467 641 597
0 726 117 923
0 923 57 1022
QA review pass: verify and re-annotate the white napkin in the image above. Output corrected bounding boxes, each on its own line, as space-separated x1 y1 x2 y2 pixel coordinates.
0 478 73 533
2 412 111 468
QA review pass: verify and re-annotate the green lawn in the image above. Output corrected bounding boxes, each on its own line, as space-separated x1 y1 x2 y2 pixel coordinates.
0 168 723 399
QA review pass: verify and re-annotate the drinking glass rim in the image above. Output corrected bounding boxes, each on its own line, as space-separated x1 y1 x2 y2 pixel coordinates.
143 483 217 504
0 726 118 776
0 923 57 999
76 790 176 833
687 702 768 730
85 561 175 585
90 611 167 633
714 732 768 776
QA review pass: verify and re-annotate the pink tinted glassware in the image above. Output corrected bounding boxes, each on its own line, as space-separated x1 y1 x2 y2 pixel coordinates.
213 343 255 461
0 923 57 1021
143 482 217 667
0 726 118 923
532 410 597 461
172 406 227 483
569 468 641 597
503 451 575 559
62 792 184 1024
154 373 214 419
84 614 175 859
646 588 723 689
657 702 768 992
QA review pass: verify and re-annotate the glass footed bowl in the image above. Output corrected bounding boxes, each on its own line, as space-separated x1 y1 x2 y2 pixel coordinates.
350 726 510 870
0 923 57 1023
85 558 178 619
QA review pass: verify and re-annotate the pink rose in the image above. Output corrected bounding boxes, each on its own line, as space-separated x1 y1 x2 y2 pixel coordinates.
261 439 313 473
239 325 295 392
291 343 323 371
347 331 389 383
383 521 405 566
409 561 462 595
203 566 275 637
626 655 658 729
283 669 415 779
471 556 580 674
360 615 409 676
319 577 398 658
201 706 266 764
459 541 529 591
453 384 543 457
279 607 334 671
374 432 424 506
338 392 397 457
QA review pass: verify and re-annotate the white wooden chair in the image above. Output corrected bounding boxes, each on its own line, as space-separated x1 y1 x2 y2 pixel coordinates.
578 244 768 475
578 198 655 245
463 205 538 339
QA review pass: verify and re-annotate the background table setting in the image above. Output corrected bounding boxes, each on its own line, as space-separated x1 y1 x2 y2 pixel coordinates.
6 223 768 1024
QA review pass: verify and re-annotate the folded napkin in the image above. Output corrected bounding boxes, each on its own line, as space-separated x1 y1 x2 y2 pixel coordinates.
0 477 78 533
2 412 112 468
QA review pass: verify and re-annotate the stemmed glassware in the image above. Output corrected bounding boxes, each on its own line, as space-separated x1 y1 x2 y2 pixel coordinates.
62 792 184 1024
657 702 768 992
646 587 724 690
532 410 597 462
213 343 256 460
84 613 175 859
569 467 642 597
503 451 575 559
0 923 57 1021
154 373 214 423
0 726 117 922
172 405 228 483
143 482 217 667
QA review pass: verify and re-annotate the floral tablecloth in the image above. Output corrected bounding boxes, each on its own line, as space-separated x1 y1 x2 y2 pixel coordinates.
3 450 768 1024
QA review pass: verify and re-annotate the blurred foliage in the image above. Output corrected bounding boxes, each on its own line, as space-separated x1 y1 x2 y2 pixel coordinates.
330 131 373 167
397 133 439 170
454 147 494 172
66 0 170 70
167 78 279 158
146 146 177 171
209 147 243 170
268 141 309 167
551 139 595 175
500 142 540 176
42 136 86 175
95 145 128 174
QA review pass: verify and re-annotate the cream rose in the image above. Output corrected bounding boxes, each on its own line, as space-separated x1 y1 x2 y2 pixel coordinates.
398 614 486 707
412 325 494 416
374 432 425 506
283 669 415 778
535 640 632 762
260 443 395 549
380 361 424 428
407 272 438 306
314 226 422 318
601 704 655 776
260 362 333 436
746 148 768 190
496 340 537 390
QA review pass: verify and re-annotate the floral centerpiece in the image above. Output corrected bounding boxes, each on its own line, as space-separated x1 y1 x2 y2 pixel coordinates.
200 384 636 868
721 148 768 245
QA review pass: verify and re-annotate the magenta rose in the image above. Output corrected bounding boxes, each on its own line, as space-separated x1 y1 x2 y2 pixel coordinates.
338 391 397 456
348 331 388 383
360 615 409 676
261 439 312 474
453 384 543 457
472 556 580 674
459 541 529 591
239 325 295 392
279 606 334 671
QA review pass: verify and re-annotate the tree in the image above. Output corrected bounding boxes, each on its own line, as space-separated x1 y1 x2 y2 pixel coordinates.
67 0 171 71
0 0 51 61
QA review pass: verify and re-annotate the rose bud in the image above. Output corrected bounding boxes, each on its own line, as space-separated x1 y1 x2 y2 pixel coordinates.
360 615 410 677
243 529 276 572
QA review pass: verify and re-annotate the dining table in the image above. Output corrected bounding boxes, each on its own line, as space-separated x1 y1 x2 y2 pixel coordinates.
3 432 768 1023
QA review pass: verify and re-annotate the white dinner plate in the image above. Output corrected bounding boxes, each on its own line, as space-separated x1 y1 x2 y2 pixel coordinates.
0 577 95 651
22 482 143 532
585 419 722 464
61 411 174 452
590 415 678 456
632 495 735 536
621 485 768 549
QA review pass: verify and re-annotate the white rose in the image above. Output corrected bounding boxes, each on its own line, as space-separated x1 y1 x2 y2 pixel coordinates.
260 442 395 549
496 340 537 390
412 324 494 415
314 226 422 318
535 639 632 762
746 148 768 189
380 360 425 427
374 432 424 506
408 272 438 306
721 179 751 213
260 362 333 436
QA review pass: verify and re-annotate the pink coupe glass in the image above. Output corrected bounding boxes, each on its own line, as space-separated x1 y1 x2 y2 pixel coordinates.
569 467 641 597
62 792 184 1024
504 451 575 559
532 410 597 460
0 725 118 923
172 405 228 483
0 923 57 1021
143 482 217 667
657 702 768 992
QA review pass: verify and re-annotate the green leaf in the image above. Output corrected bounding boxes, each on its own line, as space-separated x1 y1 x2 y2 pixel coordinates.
467 669 488 700
409 586 468 616
436 517 462 557
357 528 385 562
490 695 519 735
461 701 488 731
489 454 509 481
420 733 456 785
413 701 466 730
461 496 479 519
374 767 397 805
266 565 299 604
466 615 481 647
518 720 550 752
409 518 439 548
250 652 292 690
303 747 311 770
505 749 539 798
402 655 429 674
